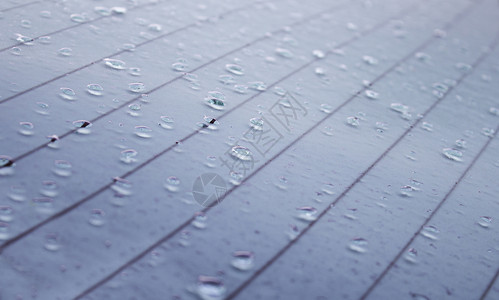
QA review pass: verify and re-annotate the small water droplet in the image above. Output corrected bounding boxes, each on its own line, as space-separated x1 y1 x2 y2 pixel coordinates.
249 117 264 130
88 209 105 226
44 233 61 251
218 74 235 85
53 160 72 177
225 64 244 75
482 127 495 137
58 47 72 56
111 177 132 196
489 107 499 116
404 248 418 263
39 36 51 44
159 116 174 129
94 6 111 16
20 19 32 28
40 181 58 197
128 82 145 93
455 62 472 73
454 139 466 148
365 90 378 99
111 7 127 14
72 120 92 134
134 125 152 138
0 206 13 222
478 216 492 228
390 103 409 114
415 52 431 61
8 185 25 201
15 34 34 45
314 67 326 76
70 14 86 23
19 121 34 136
346 116 360 127
104 58 126 70
319 104 333 113
165 176 180 192
231 251 255 271
442 148 463 162
192 212 207 229
40 10 52 18
231 146 252 161
421 122 433 132
312 49 325 59
36 102 50 115
348 238 368 253
248 81 266 91
172 59 188 72
275 48 293 58
32 197 54 213
10 47 22 55
87 84 104 96
59 87 76 100
120 149 138 164
296 206 318 222
0 222 10 240
362 55 378 65
148 23 162 32
422 225 439 240
128 67 141 76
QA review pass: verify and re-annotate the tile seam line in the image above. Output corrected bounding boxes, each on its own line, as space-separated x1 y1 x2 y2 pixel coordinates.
0 0 172 53
0 0 358 252
66 1 469 298
480 267 499 300
1 0 355 164
0 0 40 13
225 2 497 300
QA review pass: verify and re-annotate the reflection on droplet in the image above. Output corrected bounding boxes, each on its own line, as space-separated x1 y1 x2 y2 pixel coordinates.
442 148 463 162
88 209 106 227
478 216 492 228
348 238 368 253
165 176 180 192
87 84 104 96
19 122 34 136
104 58 126 70
296 206 318 222
231 251 255 271
196 276 226 300
225 64 244 75
59 88 76 100
192 212 207 229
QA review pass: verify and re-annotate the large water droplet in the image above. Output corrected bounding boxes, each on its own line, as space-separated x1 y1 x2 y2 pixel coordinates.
225 64 244 75
231 251 255 271
128 82 145 93
59 87 76 100
165 176 180 192
87 84 104 96
19 121 34 136
196 276 226 300
104 58 126 70
365 90 379 99
134 125 152 138
230 146 252 161
442 148 463 162
348 238 368 253
478 216 492 228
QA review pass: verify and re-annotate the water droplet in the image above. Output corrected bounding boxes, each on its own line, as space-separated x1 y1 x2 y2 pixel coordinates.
275 47 293 58
320 104 333 113
58 47 72 56
87 84 104 96
348 238 368 253
231 146 252 161
478 216 492 228
36 102 50 115
399 185 420 197
165 176 180 192
53 160 72 177
404 248 418 263
40 181 58 197
455 139 466 148
10 47 22 55
433 28 446 38
172 59 188 72
88 209 105 226
111 177 132 196
192 212 207 229
0 222 10 240
231 251 255 271
120 149 138 164
322 126 334 136
148 23 162 32
159 116 174 129
489 107 499 116
128 82 145 93
104 58 126 70
362 55 378 65
421 225 439 240
346 116 360 127
128 67 141 76
20 19 32 28
482 127 495 137
70 14 86 23
8 185 25 201
314 67 326 76
122 43 136 51
205 91 226 110
32 197 54 213
415 52 431 62
44 233 61 251
296 206 318 222
248 81 266 91
365 90 378 99
94 6 111 16
225 64 244 75
15 34 34 45
72 120 92 134
312 49 325 59
455 62 472 73
19 121 34 136
442 148 463 162
111 7 127 14
40 10 52 18
249 117 264 130
421 122 433 132
59 87 76 100
0 206 13 222
218 74 235 85
196 276 226 300
390 103 409 114
134 125 152 138
273 86 286 96
39 36 51 44
232 84 248 94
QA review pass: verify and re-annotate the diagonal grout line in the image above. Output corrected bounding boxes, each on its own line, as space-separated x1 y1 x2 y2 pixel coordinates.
0 0 170 53
481 267 499 300
0 0 40 13
67 1 471 298
0 0 359 252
